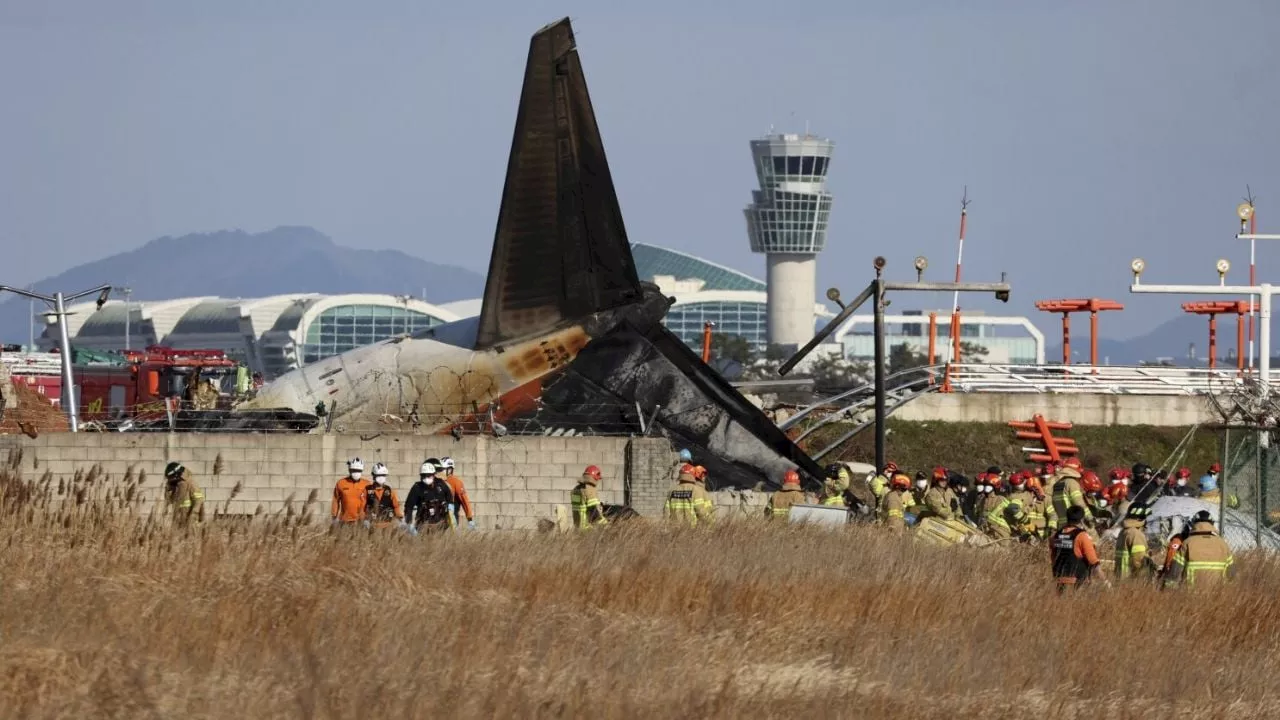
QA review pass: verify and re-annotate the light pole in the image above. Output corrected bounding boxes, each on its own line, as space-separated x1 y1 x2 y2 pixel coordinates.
113 286 133 351
1128 257 1273 396
0 284 112 431
781 255 1011 472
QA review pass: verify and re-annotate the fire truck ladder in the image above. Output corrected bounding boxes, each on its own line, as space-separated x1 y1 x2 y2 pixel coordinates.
1008 414 1078 464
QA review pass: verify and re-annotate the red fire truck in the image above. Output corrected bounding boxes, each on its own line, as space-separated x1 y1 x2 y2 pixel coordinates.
75 346 243 422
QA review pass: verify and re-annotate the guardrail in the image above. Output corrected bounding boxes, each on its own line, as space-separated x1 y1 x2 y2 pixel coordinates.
945 363 1277 395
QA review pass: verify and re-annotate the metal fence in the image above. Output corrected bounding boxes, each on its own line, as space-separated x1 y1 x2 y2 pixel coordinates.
1220 426 1280 542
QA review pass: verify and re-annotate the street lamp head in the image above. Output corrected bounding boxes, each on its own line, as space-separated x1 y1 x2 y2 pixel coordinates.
1237 202 1254 221
1216 258 1231 282
1130 257 1146 282
94 287 112 310
873 256 887 271
913 256 928 272
825 287 842 304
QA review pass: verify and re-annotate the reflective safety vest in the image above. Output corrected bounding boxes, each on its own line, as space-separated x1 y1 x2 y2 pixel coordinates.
1173 532 1234 586
665 484 713 527
985 496 1011 530
571 484 608 529
820 494 845 507
1051 526 1090 583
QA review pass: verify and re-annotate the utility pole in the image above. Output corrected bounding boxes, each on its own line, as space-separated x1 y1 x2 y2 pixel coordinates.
114 286 133 351
781 255 1011 473
0 284 113 431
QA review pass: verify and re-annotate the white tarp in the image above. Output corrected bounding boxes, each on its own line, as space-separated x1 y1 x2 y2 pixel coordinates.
1105 496 1280 553
788 504 849 527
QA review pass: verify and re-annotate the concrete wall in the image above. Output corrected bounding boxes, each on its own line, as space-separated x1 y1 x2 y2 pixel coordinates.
894 392 1217 426
0 433 688 530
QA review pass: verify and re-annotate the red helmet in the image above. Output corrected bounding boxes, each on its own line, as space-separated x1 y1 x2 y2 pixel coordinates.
679 463 696 477
932 466 948 482
1010 471 1027 487
1177 467 1192 479
890 473 912 490
1106 482 1128 501
782 469 800 487
883 461 899 474
1039 462 1057 477
1026 476 1045 499
1209 463 1222 474
1062 457 1083 470
988 474 1005 493
692 465 708 481
583 465 602 482
1109 468 1124 481
1080 471 1102 494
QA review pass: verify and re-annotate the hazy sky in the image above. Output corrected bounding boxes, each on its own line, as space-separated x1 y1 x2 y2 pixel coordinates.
2 1 1278 338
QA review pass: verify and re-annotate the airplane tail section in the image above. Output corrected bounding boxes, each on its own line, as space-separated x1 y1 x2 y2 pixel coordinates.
475 18 643 350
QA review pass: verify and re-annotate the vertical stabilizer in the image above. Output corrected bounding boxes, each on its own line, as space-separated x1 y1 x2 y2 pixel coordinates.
475 18 642 349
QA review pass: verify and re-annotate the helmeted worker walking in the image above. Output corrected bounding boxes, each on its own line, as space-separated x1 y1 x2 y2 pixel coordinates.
665 463 714 527
766 469 806 520
163 461 205 524
879 473 915 532
1163 510 1235 589
405 460 456 533
439 456 477 530
332 457 371 526
1051 458 1089 531
570 465 609 530
1051 506 1104 592
1115 505 1151 580
364 462 403 528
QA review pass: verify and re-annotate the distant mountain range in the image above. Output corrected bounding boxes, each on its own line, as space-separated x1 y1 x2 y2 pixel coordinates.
1046 313 1280 367
0 226 486 344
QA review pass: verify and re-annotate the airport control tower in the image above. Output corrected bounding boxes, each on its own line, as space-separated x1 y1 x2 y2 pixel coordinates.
744 133 834 349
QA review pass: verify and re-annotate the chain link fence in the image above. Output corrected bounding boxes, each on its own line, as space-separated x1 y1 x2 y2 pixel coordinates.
1220 425 1280 541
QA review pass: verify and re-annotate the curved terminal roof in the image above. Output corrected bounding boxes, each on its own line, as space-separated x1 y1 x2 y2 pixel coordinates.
632 243 765 292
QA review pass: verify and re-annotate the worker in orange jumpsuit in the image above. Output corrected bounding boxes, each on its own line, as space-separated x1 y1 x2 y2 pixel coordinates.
1050 505 1105 592
364 462 403 528
332 457 371 525
439 456 476 530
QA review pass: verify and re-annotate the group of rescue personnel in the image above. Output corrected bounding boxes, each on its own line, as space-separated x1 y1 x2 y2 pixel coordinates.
781 455 1236 590
156 446 1237 591
329 456 477 533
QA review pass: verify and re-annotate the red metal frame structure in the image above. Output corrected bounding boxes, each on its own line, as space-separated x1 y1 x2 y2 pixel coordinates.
1034 298 1124 367
1008 414 1078 464
1181 300 1255 370
700 321 713 363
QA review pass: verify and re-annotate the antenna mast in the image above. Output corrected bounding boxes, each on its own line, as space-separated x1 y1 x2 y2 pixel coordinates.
952 186 970 314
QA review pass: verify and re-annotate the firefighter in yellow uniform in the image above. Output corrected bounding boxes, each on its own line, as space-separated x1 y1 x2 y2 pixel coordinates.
1115 505 1151 580
982 472 1013 540
164 461 205 524
1163 511 1235 589
665 463 714 527
1051 458 1090 530
570 465 609 530
920 466 958 520
879 473 915 531
1006 471 1042 538
818 464 848 507
765 470 805 519
868 461 898 511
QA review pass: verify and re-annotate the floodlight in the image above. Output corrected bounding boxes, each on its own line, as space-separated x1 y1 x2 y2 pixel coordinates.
1238 202 1254 221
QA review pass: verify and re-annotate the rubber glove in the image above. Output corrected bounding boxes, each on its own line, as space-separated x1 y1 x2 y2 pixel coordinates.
467 520 477 530
448 503 458 517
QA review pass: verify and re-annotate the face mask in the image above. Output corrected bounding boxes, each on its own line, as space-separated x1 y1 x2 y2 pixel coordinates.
1098 499 1108 508
1210 473 1218 480
374 476 386 485
425 477 435 485
350 471 362 480
1121 479 1130 486
983 486 994 494
1177 478 1186 487
915 480 928 491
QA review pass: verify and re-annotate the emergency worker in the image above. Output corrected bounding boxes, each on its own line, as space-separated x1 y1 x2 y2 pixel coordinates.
1199 472 1222 504
920 466 958 521
439 457 476 530
819 464 847 507
1164 510 1235 588
982 472 1013 540
766 469 806 519
570 465 608 530
1051 458 1089 529
163 461 205 523
1050 506 1103 592
1027 474 1055 533
879 473 915 531
665 463 714 527
1080 471 1112 532
1198 463 1222 498
1167 468 1193 497
1115 505 1151 580
405 460 457 532
911 471 930 507
868 461 898 510
364 462 403 528
949 472 978 524
332 457 371 526
1007 471 1043 538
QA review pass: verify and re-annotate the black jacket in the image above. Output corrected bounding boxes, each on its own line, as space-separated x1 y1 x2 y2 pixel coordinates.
405 478 456 526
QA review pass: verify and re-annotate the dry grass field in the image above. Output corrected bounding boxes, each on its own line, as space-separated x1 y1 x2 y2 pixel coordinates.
3 464 1280 719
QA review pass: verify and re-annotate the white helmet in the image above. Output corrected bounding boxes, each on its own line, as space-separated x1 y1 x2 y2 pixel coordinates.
441 457 456 472
348 457 364 472
419 461 436 477
372 462 388 479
